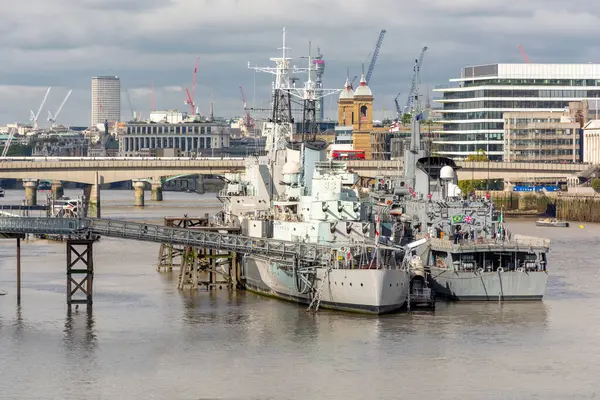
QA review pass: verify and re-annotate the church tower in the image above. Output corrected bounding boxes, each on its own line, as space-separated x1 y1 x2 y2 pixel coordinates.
337 78 354 126
352 73 374 158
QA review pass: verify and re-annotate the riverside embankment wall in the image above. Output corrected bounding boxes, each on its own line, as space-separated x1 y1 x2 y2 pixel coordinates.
475 190 600 223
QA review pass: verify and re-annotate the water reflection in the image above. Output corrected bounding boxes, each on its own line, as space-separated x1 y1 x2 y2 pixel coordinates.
63 307 97 352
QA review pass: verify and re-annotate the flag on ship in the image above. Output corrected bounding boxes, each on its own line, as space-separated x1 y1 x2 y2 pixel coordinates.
370 208 382 266
374 208 381 247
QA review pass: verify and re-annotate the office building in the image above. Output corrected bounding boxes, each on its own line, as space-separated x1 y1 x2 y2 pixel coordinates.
91 76 121 126
118 121 231 156
583 120 600 164
503 102 586 163
434 64 600 160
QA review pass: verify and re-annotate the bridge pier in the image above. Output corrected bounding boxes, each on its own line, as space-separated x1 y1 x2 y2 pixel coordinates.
196 175 205 194
51 181 64 200
66 239 95 308
83 183 101 218
151 180 163 202
23 179 38 206
133 180 146 207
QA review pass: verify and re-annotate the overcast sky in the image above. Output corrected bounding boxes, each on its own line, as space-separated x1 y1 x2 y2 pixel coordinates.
2 0 600 127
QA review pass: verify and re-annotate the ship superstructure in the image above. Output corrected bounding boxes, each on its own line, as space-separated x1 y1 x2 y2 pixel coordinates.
371 114 551 301
217 29 410 313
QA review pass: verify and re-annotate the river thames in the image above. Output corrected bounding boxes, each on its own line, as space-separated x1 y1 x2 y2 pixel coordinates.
1 189 599 399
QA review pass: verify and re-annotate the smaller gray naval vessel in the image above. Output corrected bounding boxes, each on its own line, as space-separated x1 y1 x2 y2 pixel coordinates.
370 114 551 301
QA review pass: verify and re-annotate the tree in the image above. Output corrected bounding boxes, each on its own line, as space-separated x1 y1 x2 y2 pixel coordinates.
401 113 412 126
591 178 600 190
458 180 476 195
466 148 488 162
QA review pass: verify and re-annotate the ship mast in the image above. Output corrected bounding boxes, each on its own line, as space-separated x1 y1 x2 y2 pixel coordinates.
248 27 308 155
290 41 342 139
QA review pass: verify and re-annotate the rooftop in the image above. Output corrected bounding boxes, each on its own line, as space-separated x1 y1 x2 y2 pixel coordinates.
452 63 600 82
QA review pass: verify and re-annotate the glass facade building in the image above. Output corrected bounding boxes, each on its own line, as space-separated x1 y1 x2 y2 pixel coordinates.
433 64 600 160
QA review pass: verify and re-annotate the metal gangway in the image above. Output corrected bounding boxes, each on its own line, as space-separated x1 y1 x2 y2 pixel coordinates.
0 217 341 262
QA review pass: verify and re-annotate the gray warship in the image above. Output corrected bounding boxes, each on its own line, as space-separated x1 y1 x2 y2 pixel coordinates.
370 114 550 301
215 29 410 314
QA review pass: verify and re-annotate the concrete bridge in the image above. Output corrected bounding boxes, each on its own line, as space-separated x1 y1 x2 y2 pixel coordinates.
346 160 587 182
0 157 588 215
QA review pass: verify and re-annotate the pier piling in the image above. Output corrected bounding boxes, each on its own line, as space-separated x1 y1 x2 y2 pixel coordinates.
51 181 64 200
196 175 205 194
151 182 163 201
133 180 146 207
66 239 95 308
16 237 21 304
23 179 38 206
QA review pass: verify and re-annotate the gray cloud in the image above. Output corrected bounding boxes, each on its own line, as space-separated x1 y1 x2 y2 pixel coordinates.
1 0 600 126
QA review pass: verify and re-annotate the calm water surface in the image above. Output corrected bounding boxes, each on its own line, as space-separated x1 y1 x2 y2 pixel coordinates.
1 190 599 399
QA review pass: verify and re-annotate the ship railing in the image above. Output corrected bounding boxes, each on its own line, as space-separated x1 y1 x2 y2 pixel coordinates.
512 234 551 248
0 216 399 264
428 236 550 251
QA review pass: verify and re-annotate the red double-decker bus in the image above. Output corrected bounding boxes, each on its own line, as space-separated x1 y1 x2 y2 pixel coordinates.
331 150 365 160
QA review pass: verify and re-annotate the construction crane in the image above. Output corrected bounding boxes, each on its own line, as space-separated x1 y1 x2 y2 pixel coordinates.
394 92 402 118
185 56 199 116
404 46 428 115
47 89 72 127
1 126 17 157
366 29 386 85
125 88 136 121
518 45 531 63
29 87 52 130
239 85 254 134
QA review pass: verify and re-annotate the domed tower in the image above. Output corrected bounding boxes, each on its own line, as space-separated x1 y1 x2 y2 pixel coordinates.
353 72 373 131
337 78 354 126
352 73 374 158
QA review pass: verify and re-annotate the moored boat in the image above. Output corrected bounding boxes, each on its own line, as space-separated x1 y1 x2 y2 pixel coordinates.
215 29 410 314
536 218 569 228
370 109 552 302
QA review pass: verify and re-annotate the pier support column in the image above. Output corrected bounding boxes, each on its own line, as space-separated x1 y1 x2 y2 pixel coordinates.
23 179 38 206
51 181 64 200
66 239 94 308
151 178 163 201
16 237 21 304
133 180 146 207
83 183 101 218
196 175 205 194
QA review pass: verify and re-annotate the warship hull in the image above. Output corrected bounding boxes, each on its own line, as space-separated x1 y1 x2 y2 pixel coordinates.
243 255 410 314
428 267 548 301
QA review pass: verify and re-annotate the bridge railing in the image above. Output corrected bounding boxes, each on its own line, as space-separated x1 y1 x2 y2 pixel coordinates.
0 217 340 263
86 219 326 261
0 217 88 234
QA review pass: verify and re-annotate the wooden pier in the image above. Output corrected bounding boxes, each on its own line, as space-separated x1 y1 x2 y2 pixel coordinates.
156 215 242 291
156 216 210 271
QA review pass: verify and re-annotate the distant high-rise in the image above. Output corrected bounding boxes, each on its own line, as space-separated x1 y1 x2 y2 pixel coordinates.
313 48 325 121
91 76 120 126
